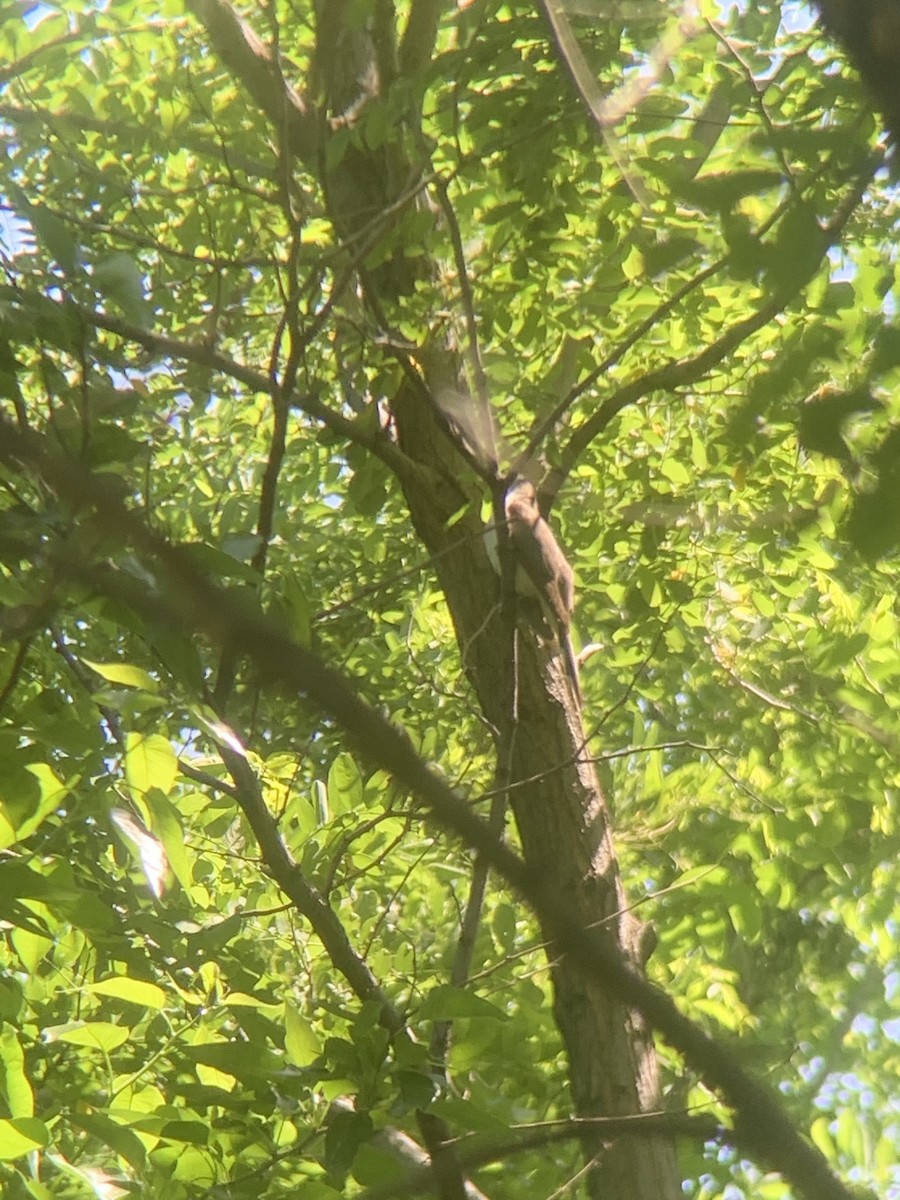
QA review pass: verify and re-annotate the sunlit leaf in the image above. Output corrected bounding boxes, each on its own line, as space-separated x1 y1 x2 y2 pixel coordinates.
124 733 178 797
83 659 159 692
0 1117 49 1160
0 1028 33 1119
48 1022 130 1052
284 1003 322 1067
87 977 166 1009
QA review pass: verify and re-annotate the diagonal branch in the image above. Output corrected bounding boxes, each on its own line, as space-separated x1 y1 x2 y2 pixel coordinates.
528 144 877 481
186 0 319 162
0 25 97 86
557 163 877 481
561 288 785 477
524 257 724 475
5 290 425 485
216 741 405 1028
0 420 860 1200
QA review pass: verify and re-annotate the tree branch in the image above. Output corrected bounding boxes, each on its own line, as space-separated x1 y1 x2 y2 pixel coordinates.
524 257 724 476
5 290 425 485
362 1113 723 1200
186 0 319 162
558 162 877 480
0 420 860 1200
216 741 405 1028
399 0 444 79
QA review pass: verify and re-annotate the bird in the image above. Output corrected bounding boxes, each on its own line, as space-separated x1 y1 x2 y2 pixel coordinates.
503 478 581 706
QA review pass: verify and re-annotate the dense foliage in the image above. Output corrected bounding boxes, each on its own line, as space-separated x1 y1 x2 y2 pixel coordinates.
0 2 898 1199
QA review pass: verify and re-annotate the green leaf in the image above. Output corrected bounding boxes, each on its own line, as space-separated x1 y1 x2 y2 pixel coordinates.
50 1022 131 1051
325 1108 373 1178
143 790 193 892
93 252 150 326
0 762 71 850
87 977 166 1009
0 1118 50 1160
659 458 692 487
766 201 824 295
810 1116 836 1158
326 753 363 817
8 181 80 274
125 732 177 797
68 1111 147 1168
158 1120 209 1146
83 659 159 692
184 1041 282 1081
110 808 168 898
282 572 313 648
284 1003 322 1067
418 986 506 1021
727 886 763 943
0 1028 33 1118
225 991 281 1011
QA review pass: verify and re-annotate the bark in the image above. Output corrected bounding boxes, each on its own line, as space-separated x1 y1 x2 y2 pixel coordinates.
0 419 861 1200
191 4 680 1197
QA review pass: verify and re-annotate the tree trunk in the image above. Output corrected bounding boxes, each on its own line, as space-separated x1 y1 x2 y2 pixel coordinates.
195 3 682 1196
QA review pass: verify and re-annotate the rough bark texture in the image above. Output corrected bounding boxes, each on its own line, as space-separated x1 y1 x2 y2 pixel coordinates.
391 372 677 1199
192 3 680 1197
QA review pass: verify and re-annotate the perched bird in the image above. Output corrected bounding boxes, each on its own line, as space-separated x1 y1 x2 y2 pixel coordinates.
503 478 580 706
